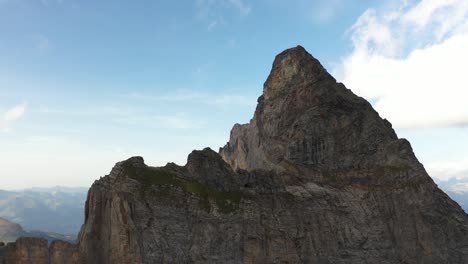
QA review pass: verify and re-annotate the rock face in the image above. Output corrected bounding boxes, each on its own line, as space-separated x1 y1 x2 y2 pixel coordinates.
0 237 77 264
220 46 398 173
49 240 79 264
74 46 468 263
9 46 468 263
77 153 252 264
1 237 49 264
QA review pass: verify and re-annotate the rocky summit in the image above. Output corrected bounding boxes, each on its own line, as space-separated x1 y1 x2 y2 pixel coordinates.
3 46 468 263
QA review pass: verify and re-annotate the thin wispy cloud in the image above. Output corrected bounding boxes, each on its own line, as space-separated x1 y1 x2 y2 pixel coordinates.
40 0 65 6
311 0 345 23
448 182 468 194
127 90 256 108
226 0 251 16
195 0 251 30
196 0 251 16
38 104 204 130
227 37 236 48
28 34 52 53
335 0 468 129
1 102 27 132
37 105 136 117
207 20 219 31
113 114 204 130
1 0 64 5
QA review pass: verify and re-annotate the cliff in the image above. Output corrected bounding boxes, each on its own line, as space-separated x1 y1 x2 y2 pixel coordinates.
4 46 468 263
0 238 77 264
76 46 468 263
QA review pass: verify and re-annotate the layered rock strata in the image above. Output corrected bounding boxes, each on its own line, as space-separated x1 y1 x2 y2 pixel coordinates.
5 46 468 264
76 46 468 263
0 237 77 264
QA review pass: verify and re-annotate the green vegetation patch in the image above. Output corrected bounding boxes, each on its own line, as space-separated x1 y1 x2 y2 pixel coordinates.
122 161 250 213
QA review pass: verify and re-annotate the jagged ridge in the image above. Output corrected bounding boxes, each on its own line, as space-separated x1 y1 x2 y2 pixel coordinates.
4 46 468 264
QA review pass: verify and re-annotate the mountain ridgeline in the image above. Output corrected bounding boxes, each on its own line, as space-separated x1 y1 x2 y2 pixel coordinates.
2 46 468 264
0 187 86 236
0 217 76 244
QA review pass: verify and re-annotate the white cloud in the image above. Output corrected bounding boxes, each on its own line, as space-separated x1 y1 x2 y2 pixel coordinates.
335 0 468 129
426 158 468 182
425 158 468 194
448 182 468 194
1 102 27 132
402 0 468 39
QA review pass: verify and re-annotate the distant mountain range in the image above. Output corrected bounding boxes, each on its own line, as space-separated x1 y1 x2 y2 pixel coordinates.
0 186 87 237
0 217 76 243
447 191 468 212
0 217 23 243
437 179 468 213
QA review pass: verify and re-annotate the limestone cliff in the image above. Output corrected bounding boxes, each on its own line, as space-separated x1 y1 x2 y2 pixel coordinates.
1 237 49 264
220 46 398 173
0 237 77 264
5 46 468 263
75 46 468 263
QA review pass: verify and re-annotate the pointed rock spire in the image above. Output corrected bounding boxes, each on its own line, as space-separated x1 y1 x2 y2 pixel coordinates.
220 45 399 173
263 45 331 101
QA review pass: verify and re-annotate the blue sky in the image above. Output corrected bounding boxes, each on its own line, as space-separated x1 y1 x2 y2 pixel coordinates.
1 0 468 190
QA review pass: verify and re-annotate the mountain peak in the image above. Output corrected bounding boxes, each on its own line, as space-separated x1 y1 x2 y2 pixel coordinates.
221 46 398 173
61 46 468 264
263 45 331 101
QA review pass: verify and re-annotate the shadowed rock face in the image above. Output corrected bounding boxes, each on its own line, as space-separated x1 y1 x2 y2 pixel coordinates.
0 238 77 264
74 46 468 264
8 46 468 263
220 46 399 174
49 240 79 264
1 238 49 264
